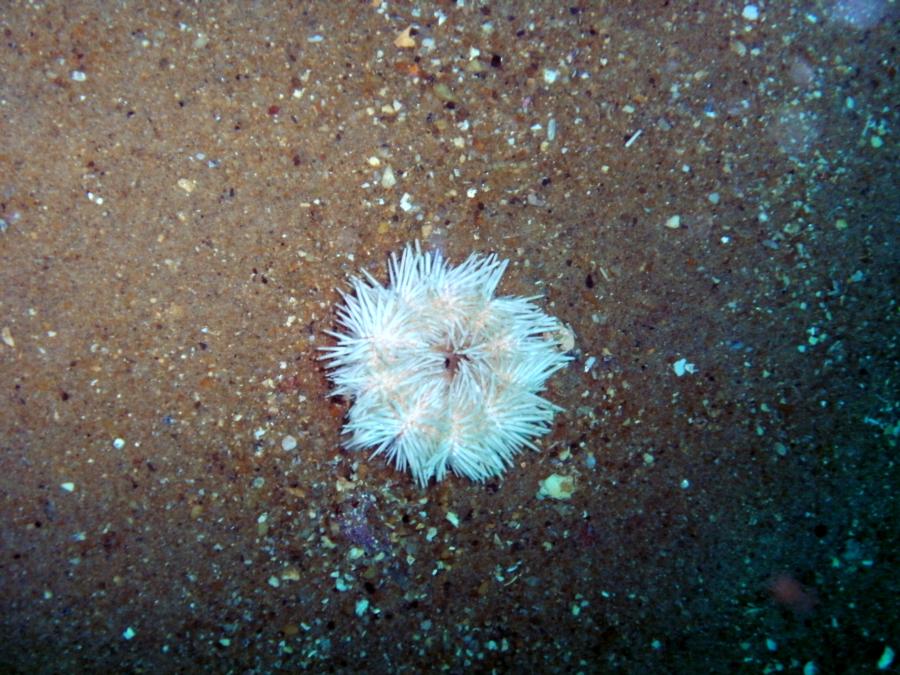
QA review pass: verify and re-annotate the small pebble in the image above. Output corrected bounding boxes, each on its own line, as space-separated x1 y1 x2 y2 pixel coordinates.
381 166 397 189
177 178 196 193
664 215 681 229
394 26 415 49
672 358 697 376
281 435 297 451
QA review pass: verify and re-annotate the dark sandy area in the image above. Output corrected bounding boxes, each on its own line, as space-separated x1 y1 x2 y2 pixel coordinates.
1 1 897 672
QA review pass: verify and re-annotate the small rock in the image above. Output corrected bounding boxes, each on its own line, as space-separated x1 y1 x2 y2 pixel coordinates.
537 474 576 500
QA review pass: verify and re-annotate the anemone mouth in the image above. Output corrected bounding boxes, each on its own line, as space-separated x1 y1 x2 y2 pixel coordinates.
435 332 477 380
441 350 468 377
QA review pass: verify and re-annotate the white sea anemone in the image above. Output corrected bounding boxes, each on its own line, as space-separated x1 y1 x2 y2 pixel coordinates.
321 243 572 486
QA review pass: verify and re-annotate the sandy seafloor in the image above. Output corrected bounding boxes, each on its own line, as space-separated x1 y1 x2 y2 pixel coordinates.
0 1 897 673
